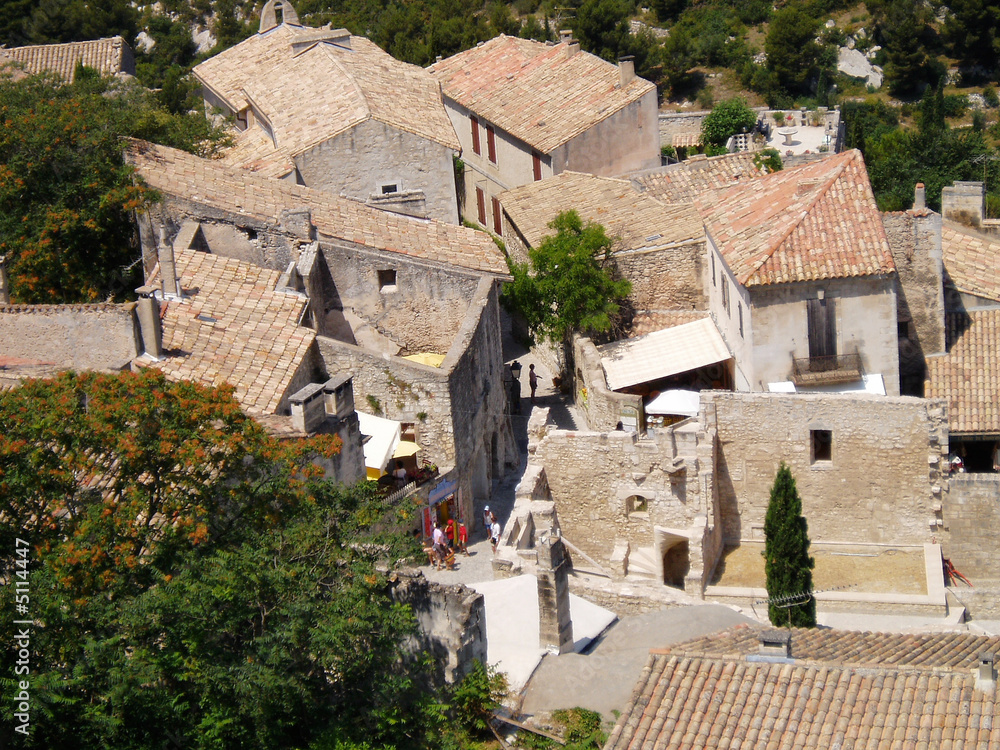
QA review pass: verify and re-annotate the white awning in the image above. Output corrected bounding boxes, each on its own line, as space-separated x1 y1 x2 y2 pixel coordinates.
645 389 701 416
357 411 402 475
599 318 732 392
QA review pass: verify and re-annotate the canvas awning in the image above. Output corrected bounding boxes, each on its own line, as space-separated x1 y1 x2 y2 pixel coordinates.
392 440 420 458
645 389 701 416
357 411 401 477
598 318 732 392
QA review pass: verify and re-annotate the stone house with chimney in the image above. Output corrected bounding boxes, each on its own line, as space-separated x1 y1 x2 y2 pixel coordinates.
129 141 516 524
192 0 461 224
428 34 660 233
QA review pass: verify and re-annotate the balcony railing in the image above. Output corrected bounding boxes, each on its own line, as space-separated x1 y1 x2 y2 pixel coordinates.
791 351 863 386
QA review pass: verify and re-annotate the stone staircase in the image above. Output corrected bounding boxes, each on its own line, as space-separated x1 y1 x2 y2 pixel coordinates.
625 546 660 584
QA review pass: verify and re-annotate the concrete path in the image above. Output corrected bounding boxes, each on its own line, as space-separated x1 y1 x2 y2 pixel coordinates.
520 604 755 722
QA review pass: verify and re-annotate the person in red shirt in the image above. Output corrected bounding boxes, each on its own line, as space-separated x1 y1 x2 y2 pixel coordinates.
445 518 457 550
457 522 469 555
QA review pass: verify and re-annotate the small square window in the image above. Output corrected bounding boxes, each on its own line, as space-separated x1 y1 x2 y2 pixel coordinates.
378 269 397 291
898 321 909 340
380 183 399 195
811 429 832 463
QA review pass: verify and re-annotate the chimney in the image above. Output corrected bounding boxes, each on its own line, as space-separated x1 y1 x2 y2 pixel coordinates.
0 255 9 304
619 55 635 87
157 226 182 299
537 531 574 654
559 29 579 58
134 284 163 359
758 629 791 659
323 373 355 420
978 652 996 692
914 182 926 210
289 382 327 433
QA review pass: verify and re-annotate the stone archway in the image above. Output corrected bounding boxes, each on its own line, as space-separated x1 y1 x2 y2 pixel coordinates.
655 527 690 589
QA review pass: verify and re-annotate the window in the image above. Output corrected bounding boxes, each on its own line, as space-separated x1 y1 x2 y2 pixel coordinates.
486 125 497 164
811 429 832 463
626 495 648 516
711 253 716 286
738 302 744 337
380 183 399 195
806 297 836 359
378 269 397 291
533 152 542 181
898 321 910 340
476 187 486 225
721 278 730 315
492 197 502 234
471 116 480 155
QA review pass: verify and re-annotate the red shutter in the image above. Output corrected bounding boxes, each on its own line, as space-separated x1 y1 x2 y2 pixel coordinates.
476 187 486 225
471 116 480 155
492 197 502 234
486 125 497 164
533 152 542 181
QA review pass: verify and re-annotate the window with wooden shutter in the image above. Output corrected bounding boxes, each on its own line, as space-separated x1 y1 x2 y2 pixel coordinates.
471 116 480 155
492 197 502 234
533 152 542 181
807 297 836 359
486 125 497 164
476 187 486 225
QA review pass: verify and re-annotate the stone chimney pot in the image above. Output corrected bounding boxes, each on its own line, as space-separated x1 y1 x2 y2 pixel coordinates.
914 182 926 210
619 55 635 87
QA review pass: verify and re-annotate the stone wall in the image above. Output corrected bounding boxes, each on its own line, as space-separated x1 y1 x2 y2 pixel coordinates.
572 336 642 431
0 303 139 370
613 239 707 312
747 274 899 394
705 391 948 546
555 89 660 177
883 210 946 394
296 119 460 225
943 474 1000 586
319 241 479 353
389 569 487 685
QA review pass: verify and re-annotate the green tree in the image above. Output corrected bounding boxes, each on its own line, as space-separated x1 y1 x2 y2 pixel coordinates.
763 462 816 628
504 210 631 345
943 0 1000 72
0 370 442 749
701 97 757 149
0 71 225 303
871 0 931 97
765 5 823 95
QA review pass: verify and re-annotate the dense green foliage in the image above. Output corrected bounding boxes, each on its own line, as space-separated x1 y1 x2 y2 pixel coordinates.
519 708 607 750
0 370 510 749
765 6 825 96
701 98 757 150
504 210 632 345
763 463 816 628
0 71 225 303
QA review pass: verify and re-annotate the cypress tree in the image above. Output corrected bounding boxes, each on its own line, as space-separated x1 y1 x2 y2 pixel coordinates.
763 462 816 627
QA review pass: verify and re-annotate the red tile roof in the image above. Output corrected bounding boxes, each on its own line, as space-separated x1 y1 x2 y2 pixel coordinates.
3 36 133 81
428 35 654 154
697 149 895 287
128 141 508 276
941 221 1000 304
629 152 766 204
607 624 1000 750
925 309 1000 435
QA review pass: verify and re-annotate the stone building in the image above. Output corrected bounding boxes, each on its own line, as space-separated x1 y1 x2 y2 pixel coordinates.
428 34 660 233
0 36 135 81
129 141 516 523
192 0 461 223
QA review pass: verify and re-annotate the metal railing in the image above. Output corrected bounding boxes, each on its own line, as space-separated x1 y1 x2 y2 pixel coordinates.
791 351 863 384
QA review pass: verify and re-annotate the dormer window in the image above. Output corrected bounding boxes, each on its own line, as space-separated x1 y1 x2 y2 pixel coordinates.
380 182 400 195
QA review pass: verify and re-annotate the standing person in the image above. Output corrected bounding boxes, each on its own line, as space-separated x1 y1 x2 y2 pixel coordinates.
490 518 501 553
482 505 493 532
457 521 469 555
528 364 538 404
432 523 447 570
445 517 456 550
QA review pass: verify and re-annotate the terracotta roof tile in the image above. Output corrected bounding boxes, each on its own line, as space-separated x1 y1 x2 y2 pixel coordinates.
628 310 709 338
3 36 132 81
941 221 1000 304
925 309 1000 435
499 171 702 252
142 247 313 416
629 152 767 204
695 150 895 287
193 25 459 163
608 625 1000 750
128 141 508 276
428 35 654 153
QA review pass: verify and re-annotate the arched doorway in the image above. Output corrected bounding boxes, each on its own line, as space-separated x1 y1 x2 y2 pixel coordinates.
655 528 690 589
